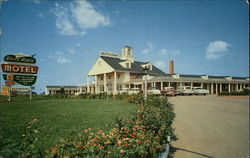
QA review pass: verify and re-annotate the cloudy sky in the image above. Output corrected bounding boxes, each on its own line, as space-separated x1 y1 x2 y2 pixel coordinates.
0 0 249 93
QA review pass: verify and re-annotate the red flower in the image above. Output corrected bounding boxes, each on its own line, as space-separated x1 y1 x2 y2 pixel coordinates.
75 145 81 149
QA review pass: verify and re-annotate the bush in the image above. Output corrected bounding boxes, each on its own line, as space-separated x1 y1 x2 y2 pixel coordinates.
219 88 250 96
44 95 175 157
1 94 175 157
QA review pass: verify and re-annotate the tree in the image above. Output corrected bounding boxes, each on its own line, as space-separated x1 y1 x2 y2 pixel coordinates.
59 87 65 94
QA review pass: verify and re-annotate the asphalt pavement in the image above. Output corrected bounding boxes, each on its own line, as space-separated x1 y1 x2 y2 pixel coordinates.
169 95 249 158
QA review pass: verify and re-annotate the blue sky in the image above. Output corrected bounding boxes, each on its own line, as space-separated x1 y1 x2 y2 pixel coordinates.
0 0 249 93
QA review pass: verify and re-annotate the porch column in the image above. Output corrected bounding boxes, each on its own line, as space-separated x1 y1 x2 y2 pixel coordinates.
180 82 182 87
228 83 231 93
240 84 242 90
87 76 90 93
104 73 107 92
220 83 222 93
211 83 214 94
243 84 246 89
128 84 131 89
201 83 203 88
114 71 117 94
168 82 171 87
95 75 98 94
80 86 83 93
161 81 163 90
216 83 218 94
191 83 193 89
236 84 238 91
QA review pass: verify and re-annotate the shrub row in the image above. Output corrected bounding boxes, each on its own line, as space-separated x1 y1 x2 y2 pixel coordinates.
219 88 250 96
0 94 175 158
43 95 175 158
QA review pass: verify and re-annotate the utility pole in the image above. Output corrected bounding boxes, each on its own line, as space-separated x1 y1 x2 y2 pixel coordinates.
143 67 150 99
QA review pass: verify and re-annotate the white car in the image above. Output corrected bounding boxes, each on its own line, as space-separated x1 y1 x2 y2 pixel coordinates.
177 86 194 95
193 87 209 95
121 88 142 95
147 87 161 95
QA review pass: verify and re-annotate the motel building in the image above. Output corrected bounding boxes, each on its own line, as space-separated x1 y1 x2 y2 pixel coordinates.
45 46 249 95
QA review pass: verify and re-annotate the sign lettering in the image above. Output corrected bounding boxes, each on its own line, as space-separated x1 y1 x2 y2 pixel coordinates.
4 55 36 64
1 64 38 74
100 52 119 58
12 87 31 91
3 74 37 86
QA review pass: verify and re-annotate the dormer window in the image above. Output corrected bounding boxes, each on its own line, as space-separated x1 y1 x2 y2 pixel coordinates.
119 60 131 68
126 63 129 68
141 63 152 71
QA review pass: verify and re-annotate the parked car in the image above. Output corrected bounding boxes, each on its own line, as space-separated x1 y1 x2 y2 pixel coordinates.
161 87 179 96
75 92 82 96
121 88 142 95
147 87 161 95
192 87 209 95
177 86 194 95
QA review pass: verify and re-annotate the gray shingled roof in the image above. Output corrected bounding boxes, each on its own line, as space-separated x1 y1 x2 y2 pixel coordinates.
100 56 166 76
46 86 78 88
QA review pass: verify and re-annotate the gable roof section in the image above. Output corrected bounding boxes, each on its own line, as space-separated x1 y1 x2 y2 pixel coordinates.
88 57 115 76
100 56 166 76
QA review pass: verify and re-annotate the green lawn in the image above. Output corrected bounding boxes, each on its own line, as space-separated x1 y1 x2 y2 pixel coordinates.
0 97 136 150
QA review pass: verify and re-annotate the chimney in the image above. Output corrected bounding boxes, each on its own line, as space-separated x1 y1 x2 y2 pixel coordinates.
169 60 174 74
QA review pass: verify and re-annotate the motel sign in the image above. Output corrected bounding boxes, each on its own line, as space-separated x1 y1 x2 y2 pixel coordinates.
1 53 39 101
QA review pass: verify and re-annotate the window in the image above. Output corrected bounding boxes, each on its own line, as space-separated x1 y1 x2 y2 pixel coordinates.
127 48 131 56
117 84 122 91
108 75 111 79
101 76 103 80
100 86 104 92
126 63 129 68
118 74 120 79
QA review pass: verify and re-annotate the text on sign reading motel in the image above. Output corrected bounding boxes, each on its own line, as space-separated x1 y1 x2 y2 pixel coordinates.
1 64 38 74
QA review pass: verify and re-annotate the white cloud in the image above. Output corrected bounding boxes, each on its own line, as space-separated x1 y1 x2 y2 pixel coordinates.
159 49 180 56
76 43 81 47
49 51 71 64
154 60 166 71
142 42 154 54
68 49 76 54
38 13 44 18
206 41 230 59
32 0 40 4
72 1 110 29
57 56 71 64
53 3 85 36
53 0 110 36
0 28 1 35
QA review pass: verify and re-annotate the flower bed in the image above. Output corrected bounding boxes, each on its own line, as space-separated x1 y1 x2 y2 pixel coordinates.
44 95 175 158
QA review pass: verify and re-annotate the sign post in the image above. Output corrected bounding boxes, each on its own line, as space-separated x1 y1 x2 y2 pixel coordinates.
30 86 32 101
8 86 11 101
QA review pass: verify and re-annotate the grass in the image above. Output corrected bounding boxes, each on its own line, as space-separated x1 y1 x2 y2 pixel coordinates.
0 96 137 150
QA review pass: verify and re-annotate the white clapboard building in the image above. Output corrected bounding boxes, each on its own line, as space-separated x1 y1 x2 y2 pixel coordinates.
45 46 249 95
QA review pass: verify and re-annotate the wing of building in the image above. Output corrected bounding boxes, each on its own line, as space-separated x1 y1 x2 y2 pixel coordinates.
45 46 249 95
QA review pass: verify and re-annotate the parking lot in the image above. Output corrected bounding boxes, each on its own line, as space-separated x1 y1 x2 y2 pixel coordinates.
169 95 249 158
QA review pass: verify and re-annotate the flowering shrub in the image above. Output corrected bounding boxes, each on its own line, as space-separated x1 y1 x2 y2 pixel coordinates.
44 95 175 157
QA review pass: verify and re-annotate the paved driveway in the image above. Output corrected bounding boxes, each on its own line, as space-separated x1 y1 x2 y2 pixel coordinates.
169 95 249 158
